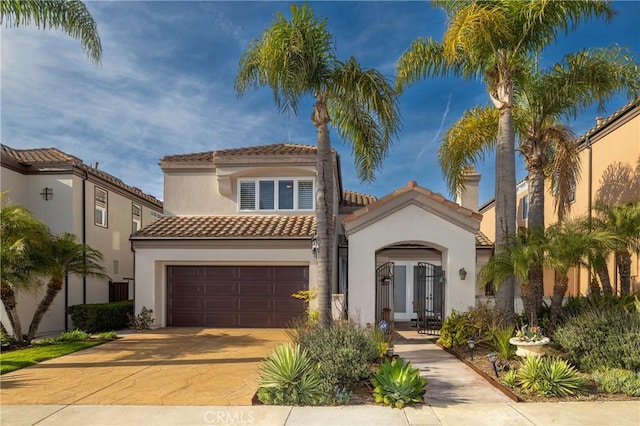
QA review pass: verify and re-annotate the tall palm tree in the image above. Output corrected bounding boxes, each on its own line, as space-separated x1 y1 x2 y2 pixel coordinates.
235 4 400 326
593 201 640 296
478 226 547 325
396 0 615 318
1 0 102 64
26 232 107 343
545 219 616 333
0 197 50 344
438 47 638 323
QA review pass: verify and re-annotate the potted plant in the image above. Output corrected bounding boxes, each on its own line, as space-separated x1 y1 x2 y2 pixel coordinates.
509 325 550 357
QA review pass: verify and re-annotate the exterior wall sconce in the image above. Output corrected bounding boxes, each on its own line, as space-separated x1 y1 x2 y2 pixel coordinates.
40 187 53 201
311 235 319 255
459 267 467 280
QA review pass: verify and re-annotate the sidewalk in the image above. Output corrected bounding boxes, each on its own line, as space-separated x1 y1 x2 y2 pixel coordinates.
2 401 639 425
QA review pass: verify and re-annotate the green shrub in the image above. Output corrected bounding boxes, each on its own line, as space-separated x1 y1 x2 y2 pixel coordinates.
562 293 638 321
1 329 15 346
67 300 133 333
294 321 378 394
592 369 640 397
371 358 426 408
554 305 640 372
257 344 326 405
98 331 118 340
512 356 586 397
501 369 518 388
437 310 475 348
491 325 516 360
57 329 90 342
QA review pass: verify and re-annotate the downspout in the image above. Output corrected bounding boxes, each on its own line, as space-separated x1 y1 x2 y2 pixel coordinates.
587 137 593 291
64 275 69 330
82 170 88 304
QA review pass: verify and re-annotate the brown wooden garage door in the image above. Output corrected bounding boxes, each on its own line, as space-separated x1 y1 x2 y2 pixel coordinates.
167 265 308 327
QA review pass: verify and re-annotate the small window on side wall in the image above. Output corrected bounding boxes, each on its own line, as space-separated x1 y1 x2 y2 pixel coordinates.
521 195 529 221
95 187 108 227
132 203 142 233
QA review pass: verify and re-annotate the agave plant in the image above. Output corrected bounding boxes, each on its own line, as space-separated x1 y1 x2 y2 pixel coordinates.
257 343 326 405
514 356 586 397
371 358 426 408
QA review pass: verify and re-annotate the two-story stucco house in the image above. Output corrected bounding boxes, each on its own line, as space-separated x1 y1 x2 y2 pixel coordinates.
1 144 163 335
480 99 640 299
132 143 493 329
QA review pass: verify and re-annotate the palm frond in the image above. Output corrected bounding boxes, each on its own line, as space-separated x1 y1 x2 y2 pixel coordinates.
438 105 498 196
328 58 400 181
1 0 102 65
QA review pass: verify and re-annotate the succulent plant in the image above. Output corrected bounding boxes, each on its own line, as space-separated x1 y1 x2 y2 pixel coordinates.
371 358 426 408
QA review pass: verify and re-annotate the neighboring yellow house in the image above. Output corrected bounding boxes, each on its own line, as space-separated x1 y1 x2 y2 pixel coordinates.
480 99 640 298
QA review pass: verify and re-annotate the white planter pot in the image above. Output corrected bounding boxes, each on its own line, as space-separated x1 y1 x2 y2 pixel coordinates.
509 337 550 357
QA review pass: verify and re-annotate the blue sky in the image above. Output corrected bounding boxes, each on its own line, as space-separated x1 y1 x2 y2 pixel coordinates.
2 1 639 205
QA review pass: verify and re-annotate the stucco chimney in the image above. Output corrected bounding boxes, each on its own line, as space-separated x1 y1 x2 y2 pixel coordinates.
456 167 481 212
596 116 604 126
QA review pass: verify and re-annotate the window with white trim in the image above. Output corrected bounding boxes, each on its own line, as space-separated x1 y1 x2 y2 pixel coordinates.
238 178 315 211
521 195 529 220
95 187 108 227
132 203 142 233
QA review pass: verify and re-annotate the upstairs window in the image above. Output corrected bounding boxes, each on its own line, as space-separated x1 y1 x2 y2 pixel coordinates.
238 178 314 211
132 203 142 233
521 195 529 221
95 187 108 227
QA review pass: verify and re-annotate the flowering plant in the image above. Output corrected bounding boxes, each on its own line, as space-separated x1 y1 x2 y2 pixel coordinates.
515 325 544 342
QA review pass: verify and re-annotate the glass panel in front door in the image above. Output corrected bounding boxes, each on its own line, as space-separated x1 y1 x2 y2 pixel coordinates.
393 265 406 313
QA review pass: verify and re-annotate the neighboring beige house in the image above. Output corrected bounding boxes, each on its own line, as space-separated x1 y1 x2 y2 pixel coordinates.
132 143 493 329
480 99 640 298
1 145 163 336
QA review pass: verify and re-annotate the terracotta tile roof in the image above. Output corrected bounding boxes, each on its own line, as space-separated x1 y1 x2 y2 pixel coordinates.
475 230 493 247
1 144 162 207
1 145 81 164
342 190 377 207
161 143 318 163
132 215 316 239
577 98 639 145
344 180 483 223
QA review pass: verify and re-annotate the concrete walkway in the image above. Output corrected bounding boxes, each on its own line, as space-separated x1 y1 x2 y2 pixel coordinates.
2 401 639 425
393 329 512 405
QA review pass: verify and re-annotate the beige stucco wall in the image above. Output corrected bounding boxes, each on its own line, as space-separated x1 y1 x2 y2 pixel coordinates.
346 204 478 325
1 167 162 337
480 105 639 296
134 246 317 328
163 164 317 216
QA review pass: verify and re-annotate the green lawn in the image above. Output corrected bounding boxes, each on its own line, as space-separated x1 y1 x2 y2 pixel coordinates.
1 340 106 375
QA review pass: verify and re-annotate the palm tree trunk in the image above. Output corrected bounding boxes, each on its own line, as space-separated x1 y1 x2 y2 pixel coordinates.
27 278 63 343
312 93 334 327
526 156 546 324
1 282 23 345
588 275 600 295
595 257 613 294
616 250 632 295
549 272 569 335
520 280 537 326
492 100 516 321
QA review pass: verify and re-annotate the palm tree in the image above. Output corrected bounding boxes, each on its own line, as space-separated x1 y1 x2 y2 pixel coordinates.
593 201 640 296
478 226 547 325
396 0 615 318
26 232 107 343
438 47 638 323
235 4 400 326
1 0 102 64
0 197 50 344
545 219 616 333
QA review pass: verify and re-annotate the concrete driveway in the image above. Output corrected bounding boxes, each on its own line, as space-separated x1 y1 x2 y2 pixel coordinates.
0 328 288 406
